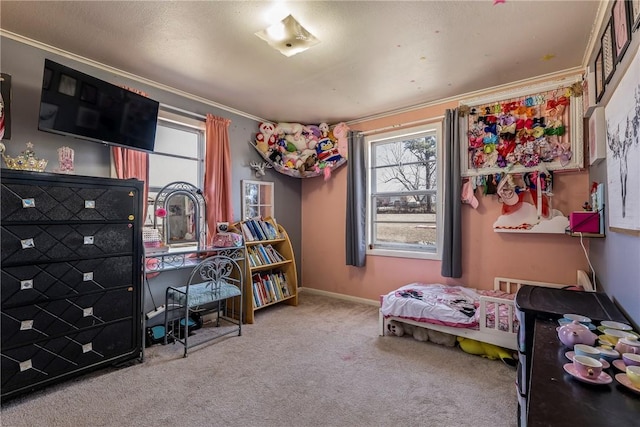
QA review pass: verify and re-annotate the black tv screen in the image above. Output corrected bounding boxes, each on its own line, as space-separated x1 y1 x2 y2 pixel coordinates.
38 59 159 152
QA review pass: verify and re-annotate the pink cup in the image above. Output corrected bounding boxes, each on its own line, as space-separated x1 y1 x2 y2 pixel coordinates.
573 355 603 378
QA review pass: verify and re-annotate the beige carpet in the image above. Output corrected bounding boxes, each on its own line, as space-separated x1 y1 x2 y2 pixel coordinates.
0 292 517 427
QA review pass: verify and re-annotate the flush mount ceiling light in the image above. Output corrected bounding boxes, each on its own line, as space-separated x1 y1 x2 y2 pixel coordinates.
255 14 320 57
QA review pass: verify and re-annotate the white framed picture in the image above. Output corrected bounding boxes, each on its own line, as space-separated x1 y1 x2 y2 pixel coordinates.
588 107 606 165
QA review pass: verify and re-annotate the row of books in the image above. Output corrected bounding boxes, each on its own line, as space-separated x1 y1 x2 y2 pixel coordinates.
247 244 286 267
252 272 291 308
240 218 280 241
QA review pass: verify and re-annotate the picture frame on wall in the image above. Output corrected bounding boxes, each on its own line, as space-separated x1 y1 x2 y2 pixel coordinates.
595 47 605 102
604 44 640 234
588 107 606 165
613 0 631 62
632 0 640 31
602 17 616 84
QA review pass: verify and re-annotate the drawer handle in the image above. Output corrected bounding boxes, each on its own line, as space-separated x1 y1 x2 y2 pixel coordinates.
83 272 94 281
20 279 34 290
21 198 36 208
85 200 96 209
20 320 34 330
83 307 93 317
19 360 32 372
84 236 94 245
20 238 35 249
82 343 92 353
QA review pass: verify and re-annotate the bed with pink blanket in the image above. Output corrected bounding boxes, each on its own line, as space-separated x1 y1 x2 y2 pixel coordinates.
379 273 593 350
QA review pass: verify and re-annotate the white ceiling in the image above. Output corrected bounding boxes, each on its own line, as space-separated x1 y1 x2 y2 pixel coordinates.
1 1 603 124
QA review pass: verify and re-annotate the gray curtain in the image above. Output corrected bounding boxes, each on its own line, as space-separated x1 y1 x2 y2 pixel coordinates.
441 109 462 278
345 131 366 267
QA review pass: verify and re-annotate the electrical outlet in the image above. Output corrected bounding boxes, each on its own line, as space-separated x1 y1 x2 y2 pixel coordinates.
145 305 166 320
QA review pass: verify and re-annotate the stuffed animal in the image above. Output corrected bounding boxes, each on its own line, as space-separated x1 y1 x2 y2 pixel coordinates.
332 122 349 160
275 122 304 141
387 320 458 347
386 320 429 342
298 152 318 176
316 137 342 163
319 122 330 138
457 337 517 367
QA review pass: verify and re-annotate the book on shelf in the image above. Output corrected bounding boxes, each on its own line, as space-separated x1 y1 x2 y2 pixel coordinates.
240 222 255 242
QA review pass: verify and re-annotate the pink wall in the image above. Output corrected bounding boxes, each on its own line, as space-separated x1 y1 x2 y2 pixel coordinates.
301 101 591 301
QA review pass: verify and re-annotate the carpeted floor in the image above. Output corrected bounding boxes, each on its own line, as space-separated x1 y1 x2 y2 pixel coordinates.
0 292 517 427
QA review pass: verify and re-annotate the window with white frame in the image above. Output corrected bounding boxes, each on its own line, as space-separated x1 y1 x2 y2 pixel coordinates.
241 180 274 220
145 110 205 225
366 122 443 259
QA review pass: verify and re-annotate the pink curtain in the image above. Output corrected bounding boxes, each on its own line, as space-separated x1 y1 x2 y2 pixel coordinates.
204 114 233 245
112 85 150 223
112 147 149 222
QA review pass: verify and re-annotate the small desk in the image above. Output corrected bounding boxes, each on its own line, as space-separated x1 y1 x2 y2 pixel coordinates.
526 319 640 426
142 245 245 358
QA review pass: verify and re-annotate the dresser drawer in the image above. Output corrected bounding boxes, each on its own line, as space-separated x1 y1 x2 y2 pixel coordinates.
1 223 134 265
1 256 135 306
1 320 136 397
1 287 135 348
1 181 138 223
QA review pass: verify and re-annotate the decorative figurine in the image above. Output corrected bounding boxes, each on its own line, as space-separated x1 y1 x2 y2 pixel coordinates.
55 146 75 173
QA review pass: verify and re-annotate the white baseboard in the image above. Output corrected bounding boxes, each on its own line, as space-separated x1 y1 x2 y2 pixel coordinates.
299 287 379 307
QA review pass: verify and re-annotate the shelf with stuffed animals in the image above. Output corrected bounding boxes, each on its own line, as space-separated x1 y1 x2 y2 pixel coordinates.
250 121 349 180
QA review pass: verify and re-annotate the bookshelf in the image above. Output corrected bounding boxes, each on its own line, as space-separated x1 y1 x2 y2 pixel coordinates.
234 217 298 323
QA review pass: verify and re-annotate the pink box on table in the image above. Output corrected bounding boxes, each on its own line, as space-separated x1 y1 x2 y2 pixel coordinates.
569 211 600 233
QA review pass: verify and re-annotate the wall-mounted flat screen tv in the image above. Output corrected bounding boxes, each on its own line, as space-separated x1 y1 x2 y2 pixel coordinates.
38 59 159 152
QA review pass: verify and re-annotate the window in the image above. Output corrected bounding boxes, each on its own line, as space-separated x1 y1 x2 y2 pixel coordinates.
366 123 443 259
145 110 205 225
241 180 274 220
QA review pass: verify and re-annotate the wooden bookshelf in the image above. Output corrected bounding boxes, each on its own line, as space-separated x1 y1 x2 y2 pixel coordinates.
234 217 298 323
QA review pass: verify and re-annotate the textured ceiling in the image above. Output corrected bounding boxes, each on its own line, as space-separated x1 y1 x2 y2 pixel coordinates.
0 1 602 124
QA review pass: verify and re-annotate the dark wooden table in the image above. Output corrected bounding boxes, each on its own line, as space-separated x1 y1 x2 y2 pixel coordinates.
526 319 640 426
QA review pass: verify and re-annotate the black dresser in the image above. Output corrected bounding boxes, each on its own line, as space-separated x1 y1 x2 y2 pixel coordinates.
1 169 143 400
515 286 638 426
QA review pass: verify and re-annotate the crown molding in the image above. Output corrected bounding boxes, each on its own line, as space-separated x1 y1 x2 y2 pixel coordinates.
1 29 268 124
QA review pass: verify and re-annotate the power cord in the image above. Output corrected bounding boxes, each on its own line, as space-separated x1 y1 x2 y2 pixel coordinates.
577 232 597 292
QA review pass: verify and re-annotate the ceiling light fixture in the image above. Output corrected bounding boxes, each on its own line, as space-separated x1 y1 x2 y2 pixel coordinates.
255 14 320 57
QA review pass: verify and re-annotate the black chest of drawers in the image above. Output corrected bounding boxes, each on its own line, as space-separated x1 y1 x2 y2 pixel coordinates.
1 169 143 400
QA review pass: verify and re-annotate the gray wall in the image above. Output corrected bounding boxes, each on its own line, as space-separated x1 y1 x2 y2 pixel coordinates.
587 33 640 329
1 35 302 294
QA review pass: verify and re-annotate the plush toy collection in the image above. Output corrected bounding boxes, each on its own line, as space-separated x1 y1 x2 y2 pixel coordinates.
386 319 517 366
386 320 457 347
253 121 349 179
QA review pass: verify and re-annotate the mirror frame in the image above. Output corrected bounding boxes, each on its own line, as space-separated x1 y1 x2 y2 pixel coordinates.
153 181 206 248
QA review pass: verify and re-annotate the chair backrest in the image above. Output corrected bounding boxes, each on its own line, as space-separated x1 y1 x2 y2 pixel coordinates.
187 255 243 290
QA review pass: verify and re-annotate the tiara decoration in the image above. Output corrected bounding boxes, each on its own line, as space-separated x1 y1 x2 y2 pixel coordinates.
1 142 48 172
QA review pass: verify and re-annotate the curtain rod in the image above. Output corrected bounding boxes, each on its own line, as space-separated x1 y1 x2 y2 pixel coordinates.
160 103 207 120
359 116 445 136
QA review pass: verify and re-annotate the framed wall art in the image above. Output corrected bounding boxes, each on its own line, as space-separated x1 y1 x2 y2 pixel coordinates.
602 17 616 84
613 0 631 63
0 73 11 140
588 107 606 165
632 0 640 31
595 47 605 102
459 76 584 177
605 45 640 233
